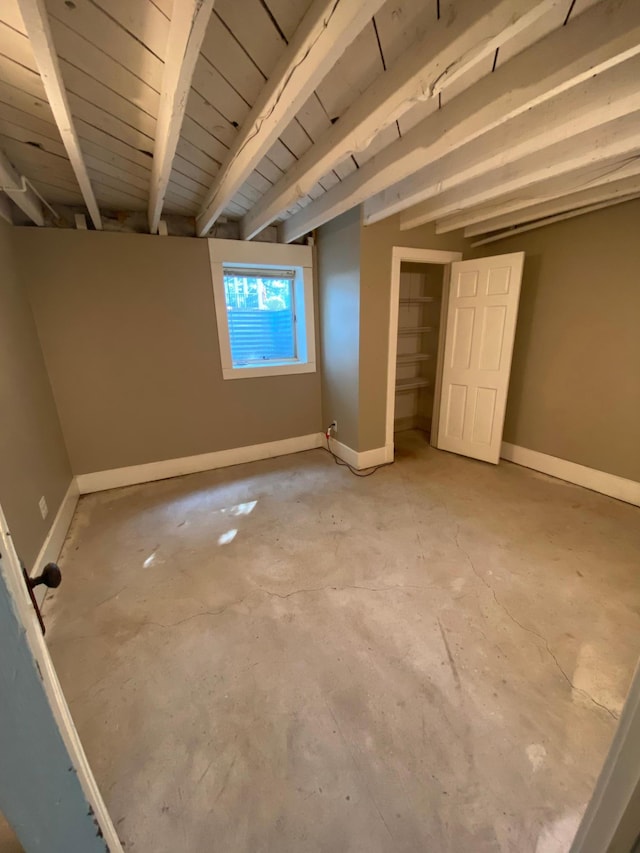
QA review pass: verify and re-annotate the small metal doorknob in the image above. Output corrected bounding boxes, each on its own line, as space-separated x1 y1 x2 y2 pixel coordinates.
29 562 62 590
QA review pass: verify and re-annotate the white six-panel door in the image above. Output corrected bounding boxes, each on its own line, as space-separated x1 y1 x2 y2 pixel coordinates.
436 252 525 464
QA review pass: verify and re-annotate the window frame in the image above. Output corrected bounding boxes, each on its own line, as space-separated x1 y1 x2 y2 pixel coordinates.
209 238 316 380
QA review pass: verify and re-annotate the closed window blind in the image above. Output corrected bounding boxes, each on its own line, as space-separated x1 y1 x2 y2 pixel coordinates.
223 270 296 365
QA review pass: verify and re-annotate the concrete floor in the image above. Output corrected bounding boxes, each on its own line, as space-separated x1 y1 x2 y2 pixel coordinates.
35 432 640 851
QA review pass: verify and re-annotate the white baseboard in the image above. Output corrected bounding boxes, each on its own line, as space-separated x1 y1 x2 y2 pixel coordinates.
328 438 393 470
76 433 325 494
501 442 640 507
31 479 79 575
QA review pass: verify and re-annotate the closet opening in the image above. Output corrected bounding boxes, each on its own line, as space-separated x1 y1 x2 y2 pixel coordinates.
394 261 445 443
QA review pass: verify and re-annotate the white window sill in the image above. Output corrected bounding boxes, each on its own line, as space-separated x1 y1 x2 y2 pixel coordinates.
222 361 316 380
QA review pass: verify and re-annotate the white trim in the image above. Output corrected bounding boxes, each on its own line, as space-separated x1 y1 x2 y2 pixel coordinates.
569 658 640 853
0 504 123 851
501 442 640 506
386 248 462 453
30 479 79 576
208 239 316 380
328 438 392 470
76 433 325 494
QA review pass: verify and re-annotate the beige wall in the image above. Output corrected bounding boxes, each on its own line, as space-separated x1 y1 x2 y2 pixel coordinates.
0 220 72 569
359 214 466 450
316 207 362 449
471 198 640 482
14 228 322 475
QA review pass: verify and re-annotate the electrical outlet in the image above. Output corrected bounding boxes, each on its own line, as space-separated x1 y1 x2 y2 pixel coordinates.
330 420 337 434
38 496 48 520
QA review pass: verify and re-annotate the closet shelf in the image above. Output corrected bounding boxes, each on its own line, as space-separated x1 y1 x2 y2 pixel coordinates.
395 377 430 392
397 353 432 363
398 325 434 334
399 296 437 304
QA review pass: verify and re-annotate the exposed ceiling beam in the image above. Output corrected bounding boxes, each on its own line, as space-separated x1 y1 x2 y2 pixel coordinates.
469 194 640 247
396 113 640 231
148 0 215 234
361 57 640 227
0 148 44 225
462 174 640 237
195 0 388 237
244 0 562 242
284 4 640 247
17 0 102 229
433 155 640 234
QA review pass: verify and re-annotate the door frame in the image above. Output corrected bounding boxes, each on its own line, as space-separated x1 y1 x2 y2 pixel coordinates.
0 502 123 851
386 247 462 455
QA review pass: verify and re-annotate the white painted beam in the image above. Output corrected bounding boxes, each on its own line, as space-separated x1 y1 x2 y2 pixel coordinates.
241 0 559 242
396 113 640 231
285 11 640 246
433 153 640 234
148 0 214 234
195 0 387 237
470 194 640 247
361 57 640 227
462 175 640 237
17 0 102 229
0 148 43 225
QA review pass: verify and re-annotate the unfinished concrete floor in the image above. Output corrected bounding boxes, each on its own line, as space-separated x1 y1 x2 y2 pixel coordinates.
41 431 640 852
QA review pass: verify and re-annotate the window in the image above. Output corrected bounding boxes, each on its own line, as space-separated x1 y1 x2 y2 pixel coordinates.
224 268 296 365
209 239 315 380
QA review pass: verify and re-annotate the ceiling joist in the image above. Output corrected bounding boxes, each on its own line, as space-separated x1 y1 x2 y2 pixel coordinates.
462 174 640 237
195 0 388 237
394 110 640 231
433 152 640 234
361 54 640 227
148 0 215 235
284 0 640 243
468 193 640 247
243 0 561 242
16 0 102 229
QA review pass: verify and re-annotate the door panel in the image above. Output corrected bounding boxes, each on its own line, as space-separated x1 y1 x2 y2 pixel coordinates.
436 252 524 463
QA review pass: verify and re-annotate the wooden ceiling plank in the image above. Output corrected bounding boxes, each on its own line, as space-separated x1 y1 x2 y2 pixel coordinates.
242 0 559 241
148 0 215 233
0 80 55 128
191 55 251 128
16 0 102 226
89 0 169 59
196 0 388 236
199 12 265 106
48 17 160 115
0 100 60 141
46 0 164 91
215 0 286 77
277 0 640 241
184 88 237 148
180 115 229 167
